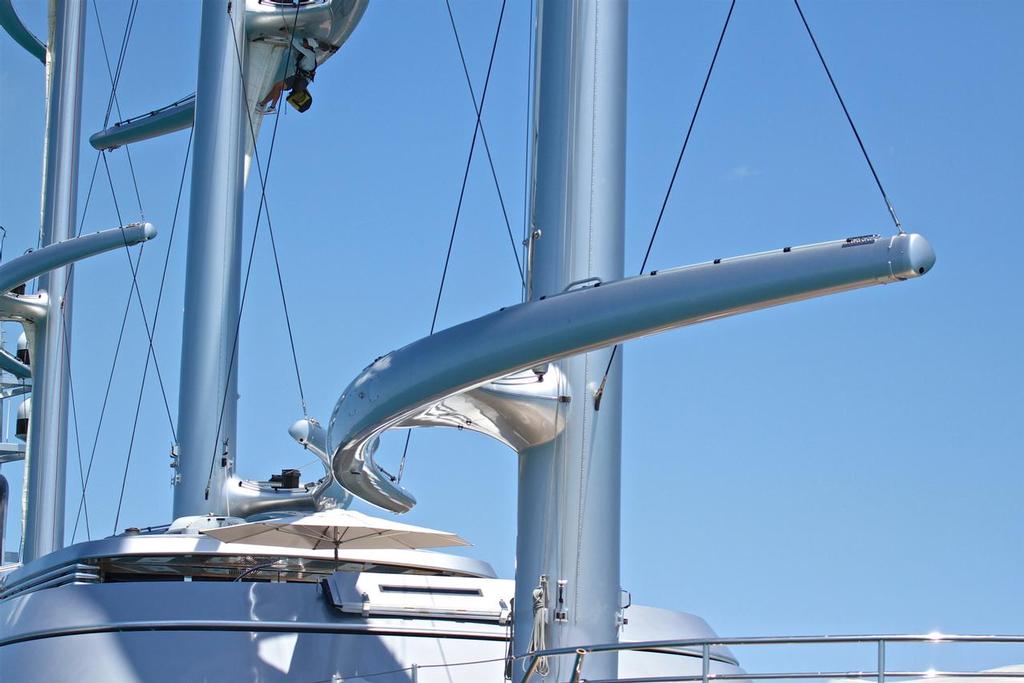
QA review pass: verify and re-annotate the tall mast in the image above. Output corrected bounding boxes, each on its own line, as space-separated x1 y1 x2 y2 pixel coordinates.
172 0 247 519
515 1 627 680
21 0 86 563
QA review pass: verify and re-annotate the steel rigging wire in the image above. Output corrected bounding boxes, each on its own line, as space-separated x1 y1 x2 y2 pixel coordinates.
445 0 525 289
593 0 737 411
109 129 193 533
792 0 904 234
52 0 179 538
43 1 136 539
394 0 511 485
593 0 906 410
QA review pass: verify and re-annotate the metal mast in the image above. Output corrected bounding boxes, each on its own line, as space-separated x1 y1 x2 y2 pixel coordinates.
21 0 86 563
172 0 247 519
515 1 627 680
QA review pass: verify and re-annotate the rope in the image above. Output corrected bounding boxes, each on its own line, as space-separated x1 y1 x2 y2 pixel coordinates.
593 0 736 410
793 0 903 233
394 0 510 484
204 2 305 499
528 582 551 676
446 0 525 289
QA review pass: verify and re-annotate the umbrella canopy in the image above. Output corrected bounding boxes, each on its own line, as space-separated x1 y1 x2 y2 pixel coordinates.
202 509 470 558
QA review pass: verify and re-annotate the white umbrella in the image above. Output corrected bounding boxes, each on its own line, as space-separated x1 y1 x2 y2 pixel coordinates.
202 508 470 561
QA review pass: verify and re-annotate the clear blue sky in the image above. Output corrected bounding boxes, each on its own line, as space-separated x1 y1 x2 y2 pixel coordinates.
2 0 1022 673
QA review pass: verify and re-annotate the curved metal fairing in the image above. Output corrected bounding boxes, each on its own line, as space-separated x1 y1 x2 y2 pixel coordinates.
329 232 935 513
0 0 45 63
89 0 369 152
245 0 368 61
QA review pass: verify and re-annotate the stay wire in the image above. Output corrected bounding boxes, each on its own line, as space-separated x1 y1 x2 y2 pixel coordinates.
101 0 138 128
103 154 179 533
593 0 736 410
204 3 304 499
60 296 90 540
237 2 310 418
395 0 509 484
445 0 524 288
70 0 162 537
520 0 535 300
793 0 903 233
100 152 177 438
432 0 509 335
93 0 145 220
110 128 193 534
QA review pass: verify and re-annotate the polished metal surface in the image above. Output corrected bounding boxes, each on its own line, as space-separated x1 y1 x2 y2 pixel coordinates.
22 0 87 564
328 231 934 514
0 0 45 63
88 0 369 153
514 2 627 679
401 365 568 451
244 0 368 53
88 96 196 151
173 0 248 519
0 349 29 379
0 223 156 295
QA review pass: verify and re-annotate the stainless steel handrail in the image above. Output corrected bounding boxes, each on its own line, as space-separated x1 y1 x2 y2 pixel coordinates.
522 634 1024 683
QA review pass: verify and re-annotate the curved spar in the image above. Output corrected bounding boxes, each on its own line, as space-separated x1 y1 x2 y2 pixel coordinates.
328 232 935 513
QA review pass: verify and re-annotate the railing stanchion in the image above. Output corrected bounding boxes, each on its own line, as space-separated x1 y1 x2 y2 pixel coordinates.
569 649 587 683
703 643 710 683
522 654 539 682
878 639 886 683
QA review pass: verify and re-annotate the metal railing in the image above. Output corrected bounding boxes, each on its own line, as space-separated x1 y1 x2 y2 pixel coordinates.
522 634 1024 683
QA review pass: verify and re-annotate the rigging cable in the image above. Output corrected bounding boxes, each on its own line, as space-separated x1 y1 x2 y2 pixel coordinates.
110 129 193 533
792 0 903 233
68 152 129 541
393 0 510 484
520 0 536 300
593 0 736 411
445 0 524 288
99 152 177 436
89 0 185 530
68 0 152 538
95 0 146 220
204 1 307 500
